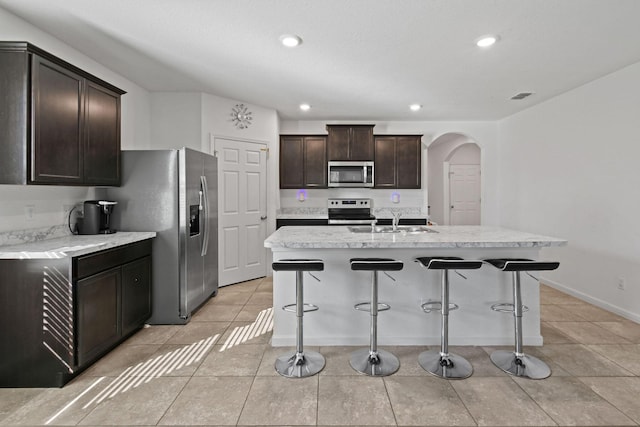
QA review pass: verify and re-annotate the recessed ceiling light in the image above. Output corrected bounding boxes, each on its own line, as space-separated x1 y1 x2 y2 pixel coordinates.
299 103 311 111
511 92 534 100
279 34 302 47
409 104 422 112
476 35 499 47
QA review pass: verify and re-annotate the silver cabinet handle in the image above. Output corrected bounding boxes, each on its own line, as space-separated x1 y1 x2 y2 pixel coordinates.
260 215 267 221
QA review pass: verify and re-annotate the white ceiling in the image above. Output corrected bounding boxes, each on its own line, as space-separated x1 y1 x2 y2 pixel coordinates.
2 0 640 121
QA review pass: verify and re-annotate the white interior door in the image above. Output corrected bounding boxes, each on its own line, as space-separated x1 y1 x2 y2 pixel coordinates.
449 164 481 225
215 137 267 286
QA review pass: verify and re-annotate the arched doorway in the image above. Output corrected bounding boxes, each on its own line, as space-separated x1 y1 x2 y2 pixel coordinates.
427 133 481 225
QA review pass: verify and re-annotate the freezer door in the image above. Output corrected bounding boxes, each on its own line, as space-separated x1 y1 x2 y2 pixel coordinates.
178 148 205 319
202 153 219 297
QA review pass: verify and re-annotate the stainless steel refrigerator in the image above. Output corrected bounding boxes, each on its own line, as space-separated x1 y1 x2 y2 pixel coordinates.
101 148 218 324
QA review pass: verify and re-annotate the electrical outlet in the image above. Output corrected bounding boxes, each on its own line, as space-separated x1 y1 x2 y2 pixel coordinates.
617 277 626 291
24 205 35 221
63 204 75 222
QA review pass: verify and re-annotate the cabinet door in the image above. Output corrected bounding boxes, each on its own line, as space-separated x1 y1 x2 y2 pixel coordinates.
31 56 83 184
279 136 304 188
374 137 396 187
304 136 327 187
349 126 374 161
84 82 121 186
327 126 350 160
121 257 151 337
396 136 421 188
76 267 120 367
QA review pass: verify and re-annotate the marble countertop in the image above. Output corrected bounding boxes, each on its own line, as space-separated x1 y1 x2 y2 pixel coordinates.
276 207 427 220
0 232 156 259
264 225 567 249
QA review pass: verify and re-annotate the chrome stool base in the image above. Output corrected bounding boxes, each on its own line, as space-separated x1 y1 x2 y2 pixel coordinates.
275 350 325 378
490 350 551 379
349 348 400 377
418 349 473 379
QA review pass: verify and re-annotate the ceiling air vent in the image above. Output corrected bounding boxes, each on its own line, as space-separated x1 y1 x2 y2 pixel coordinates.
511 92 534 100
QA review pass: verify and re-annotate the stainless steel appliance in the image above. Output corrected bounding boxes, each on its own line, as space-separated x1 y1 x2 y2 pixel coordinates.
328 198 376 224
328 161 374 187
78 200 117 234
101 148 218 324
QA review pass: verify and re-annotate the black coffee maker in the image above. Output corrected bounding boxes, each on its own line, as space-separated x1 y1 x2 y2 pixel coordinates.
78 200 118 234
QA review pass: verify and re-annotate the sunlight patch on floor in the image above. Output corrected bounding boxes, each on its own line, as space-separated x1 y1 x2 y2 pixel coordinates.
220 307 273 351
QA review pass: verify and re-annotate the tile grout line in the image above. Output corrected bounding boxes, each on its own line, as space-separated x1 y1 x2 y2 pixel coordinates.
506 375 560 427
447 378 480 427
381 377 399 427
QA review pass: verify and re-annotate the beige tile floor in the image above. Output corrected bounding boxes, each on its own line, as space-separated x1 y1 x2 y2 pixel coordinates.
2 278 640 426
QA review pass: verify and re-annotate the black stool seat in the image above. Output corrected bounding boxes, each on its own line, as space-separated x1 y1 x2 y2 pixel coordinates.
484 258 559 272
350 258 404 271
416 256 483 270
273 259 324 271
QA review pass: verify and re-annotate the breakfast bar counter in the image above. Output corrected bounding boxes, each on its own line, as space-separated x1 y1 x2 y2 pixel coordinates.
264 226 566 347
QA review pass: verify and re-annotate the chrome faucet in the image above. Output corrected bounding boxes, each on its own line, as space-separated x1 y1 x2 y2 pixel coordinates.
391 211 402 231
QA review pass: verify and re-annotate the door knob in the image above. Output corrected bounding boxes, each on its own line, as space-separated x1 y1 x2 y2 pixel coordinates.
450 205 454 209
260 215 267 220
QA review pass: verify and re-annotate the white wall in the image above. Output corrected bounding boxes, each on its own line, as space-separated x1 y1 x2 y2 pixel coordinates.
450 143 481 165
279 120 499 224
149 92 202 150
0 7 152 233
201 93 280 236
148 92 281 235
498 60 640 321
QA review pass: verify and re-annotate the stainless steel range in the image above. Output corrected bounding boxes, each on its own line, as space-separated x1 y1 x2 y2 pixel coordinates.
327 198 376 225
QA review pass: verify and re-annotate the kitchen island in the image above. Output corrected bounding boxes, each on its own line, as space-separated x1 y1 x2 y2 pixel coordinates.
264 225 566 347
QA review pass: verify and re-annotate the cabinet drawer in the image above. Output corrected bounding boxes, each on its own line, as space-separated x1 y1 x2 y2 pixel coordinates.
74 239 152 280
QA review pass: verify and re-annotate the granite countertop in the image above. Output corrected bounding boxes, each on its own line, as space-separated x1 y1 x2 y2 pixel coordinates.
0 232 156 259
264 225 567 249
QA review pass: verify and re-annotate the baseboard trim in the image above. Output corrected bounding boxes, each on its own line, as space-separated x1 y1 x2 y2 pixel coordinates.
270 335 543 347
541 278 640 323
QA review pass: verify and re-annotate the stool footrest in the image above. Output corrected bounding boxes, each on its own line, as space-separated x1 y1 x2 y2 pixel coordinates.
490 302 529 313
421 301 459 313
354 302 391 312
283 303 319 313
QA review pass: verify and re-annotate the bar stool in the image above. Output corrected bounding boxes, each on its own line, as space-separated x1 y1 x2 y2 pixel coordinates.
350 258 404 376
272 259 325 378
485 258 559 379
415 257 483 379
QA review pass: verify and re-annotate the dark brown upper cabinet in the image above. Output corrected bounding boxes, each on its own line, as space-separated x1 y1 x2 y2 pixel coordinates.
326 124 374 161
0 42 125 186
279 135 327 188
374 135 422 189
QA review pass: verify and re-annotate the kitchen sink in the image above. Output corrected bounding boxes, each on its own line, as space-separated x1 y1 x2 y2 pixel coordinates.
348 225 438 234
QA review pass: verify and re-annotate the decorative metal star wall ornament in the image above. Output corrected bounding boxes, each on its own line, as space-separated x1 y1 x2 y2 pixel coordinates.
230 103 253 129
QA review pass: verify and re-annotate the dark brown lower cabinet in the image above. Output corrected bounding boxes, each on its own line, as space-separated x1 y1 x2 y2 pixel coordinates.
0 239 152 387
121 257 152 337
76 267 120 367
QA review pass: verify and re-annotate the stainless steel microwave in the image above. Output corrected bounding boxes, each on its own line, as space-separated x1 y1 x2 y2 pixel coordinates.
328 161 374 187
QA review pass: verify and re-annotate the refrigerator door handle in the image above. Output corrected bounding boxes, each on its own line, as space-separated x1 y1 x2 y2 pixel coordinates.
200 175 210 256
